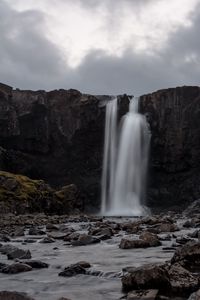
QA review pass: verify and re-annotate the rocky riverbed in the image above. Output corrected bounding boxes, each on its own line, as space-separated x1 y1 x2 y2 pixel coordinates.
0 203 200 300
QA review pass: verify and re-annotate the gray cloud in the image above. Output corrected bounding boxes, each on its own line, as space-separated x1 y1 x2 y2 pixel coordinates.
0 0 65 89
0 0 200 96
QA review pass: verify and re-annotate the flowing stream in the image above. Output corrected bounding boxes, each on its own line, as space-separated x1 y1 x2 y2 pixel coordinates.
101 97 150 216
0 217 187 300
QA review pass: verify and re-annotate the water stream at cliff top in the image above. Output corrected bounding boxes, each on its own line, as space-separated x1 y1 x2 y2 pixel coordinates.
101 97 150 216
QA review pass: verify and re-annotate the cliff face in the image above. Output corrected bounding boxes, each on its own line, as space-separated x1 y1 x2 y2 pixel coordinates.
0 83 129 211
0 82 200 211
140 86 200 208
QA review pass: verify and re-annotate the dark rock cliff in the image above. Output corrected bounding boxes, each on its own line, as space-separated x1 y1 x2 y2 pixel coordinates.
0 83 129 211
140 86 200 209
0 82 200 211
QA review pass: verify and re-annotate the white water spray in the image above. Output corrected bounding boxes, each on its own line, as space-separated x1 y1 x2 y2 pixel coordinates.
101 97 150 216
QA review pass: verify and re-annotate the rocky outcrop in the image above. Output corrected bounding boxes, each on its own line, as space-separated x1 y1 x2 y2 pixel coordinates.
1 83 200 210
0 170 81 214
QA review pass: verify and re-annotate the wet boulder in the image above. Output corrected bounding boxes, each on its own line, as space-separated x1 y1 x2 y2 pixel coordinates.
71 234 100 246
119 238 150 249
58 263 86 277
19 260 49 269
7 249 31 260
48 232 68 240
75 261 91 268
1 262 32 274
120 222 139 234
28 227 46 235
88 227 113 240
139 232 161 247
152 223 178 233
171 241 200 270
122 264 171 292
46 223 59 231
39 237 55 243
167 263 199 296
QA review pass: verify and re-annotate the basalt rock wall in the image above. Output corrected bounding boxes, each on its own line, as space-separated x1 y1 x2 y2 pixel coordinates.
140 86 200 208
0 83 129 211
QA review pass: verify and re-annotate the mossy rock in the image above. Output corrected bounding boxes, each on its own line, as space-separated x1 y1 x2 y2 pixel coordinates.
0 171 53 214
0 171 81 214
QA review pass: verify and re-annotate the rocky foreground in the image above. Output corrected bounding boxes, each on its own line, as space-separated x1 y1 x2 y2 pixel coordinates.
0 202 200 299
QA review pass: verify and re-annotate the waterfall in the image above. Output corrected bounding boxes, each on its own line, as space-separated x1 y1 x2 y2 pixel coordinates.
101 97 150 216
101 97 118 213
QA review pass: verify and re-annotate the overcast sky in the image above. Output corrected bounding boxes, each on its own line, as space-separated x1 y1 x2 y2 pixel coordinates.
0 0 200 95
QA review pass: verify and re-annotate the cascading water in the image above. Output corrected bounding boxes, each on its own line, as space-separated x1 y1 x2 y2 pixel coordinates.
101 97 150 216
101 97 118 214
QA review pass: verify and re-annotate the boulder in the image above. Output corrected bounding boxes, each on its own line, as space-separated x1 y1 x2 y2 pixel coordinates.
75 261 91 268
28 227 45 235
122 264 171 292
39 237 55 243
2 263 32 274
7 249 31 260
88 227 113 240
171 241 200 270
167 263 199 296
139 232 161 247
119 238 150 249
19 260 49 269
71 234 100 246
48 232 68 240
153 223 178 233
58 263 86 277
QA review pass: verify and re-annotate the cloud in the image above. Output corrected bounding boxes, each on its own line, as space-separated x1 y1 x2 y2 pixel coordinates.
0 0 200 96
0 0 65 89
